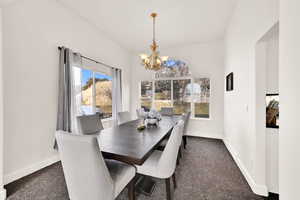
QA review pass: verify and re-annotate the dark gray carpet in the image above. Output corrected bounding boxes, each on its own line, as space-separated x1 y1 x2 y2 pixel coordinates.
5 137 278 200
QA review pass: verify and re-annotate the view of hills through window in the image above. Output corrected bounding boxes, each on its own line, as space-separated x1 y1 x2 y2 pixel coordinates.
81 68 112 119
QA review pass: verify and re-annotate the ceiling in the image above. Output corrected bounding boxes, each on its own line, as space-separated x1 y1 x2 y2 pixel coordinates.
1 0 238 51
57 0 238 51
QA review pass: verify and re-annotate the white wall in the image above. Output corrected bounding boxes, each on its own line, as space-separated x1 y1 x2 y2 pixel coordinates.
266 128 278 194
0 8 6 200
279 0 300 199
266 30 279 94
2 0 131 184
224 0 278 196
130 41 224 139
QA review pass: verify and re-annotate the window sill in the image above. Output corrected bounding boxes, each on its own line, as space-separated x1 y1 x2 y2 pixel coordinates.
190 117 211 121
101 118 113 122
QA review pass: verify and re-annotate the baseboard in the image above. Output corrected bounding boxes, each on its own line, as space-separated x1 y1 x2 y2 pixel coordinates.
223 139 268 197
269 188 279 195
4 155 60 185
0 188 6 200
186 132 223 140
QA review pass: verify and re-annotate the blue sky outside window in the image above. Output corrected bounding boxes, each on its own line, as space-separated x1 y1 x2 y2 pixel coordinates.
81 68 112 86
81 68 93 86
95 72 112 80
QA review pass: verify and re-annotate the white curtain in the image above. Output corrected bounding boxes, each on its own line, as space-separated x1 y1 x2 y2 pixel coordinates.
70 52 83 133
56 47 72 134
56 48 82 133
112 68 122 126
55 47 82 148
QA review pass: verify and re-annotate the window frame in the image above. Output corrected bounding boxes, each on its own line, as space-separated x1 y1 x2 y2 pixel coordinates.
139 76 211 120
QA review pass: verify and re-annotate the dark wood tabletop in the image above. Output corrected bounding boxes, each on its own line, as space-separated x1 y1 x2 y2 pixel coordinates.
98 116 180 165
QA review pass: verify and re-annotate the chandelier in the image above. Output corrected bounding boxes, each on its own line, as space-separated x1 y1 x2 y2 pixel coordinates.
140 13 168 71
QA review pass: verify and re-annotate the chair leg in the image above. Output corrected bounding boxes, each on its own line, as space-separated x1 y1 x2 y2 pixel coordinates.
183 136 187 149
165 178 171 200
180 145 184 159
128 178 135 200
172 173 177 189
176 148 182 166
179 147 182 159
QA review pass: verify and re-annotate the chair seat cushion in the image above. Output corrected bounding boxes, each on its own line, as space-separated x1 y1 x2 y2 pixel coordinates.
135 150 164 178
105 159 136 197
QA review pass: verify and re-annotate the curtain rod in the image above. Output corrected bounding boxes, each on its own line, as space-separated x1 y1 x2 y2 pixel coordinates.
58 46 118 70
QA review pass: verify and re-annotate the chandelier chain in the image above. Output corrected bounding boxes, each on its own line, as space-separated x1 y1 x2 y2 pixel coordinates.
153 14 156 43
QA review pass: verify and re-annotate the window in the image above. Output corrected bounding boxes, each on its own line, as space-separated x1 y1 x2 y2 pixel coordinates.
193 78 210 118
173 79 191 115
140 81 153 111
81 69 94 114
154 80 172 111
140 77 210 118
94 72 112 119
155 59 191 78
79 68 112 119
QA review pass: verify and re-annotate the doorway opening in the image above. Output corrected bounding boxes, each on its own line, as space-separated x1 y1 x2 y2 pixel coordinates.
255 22 279 195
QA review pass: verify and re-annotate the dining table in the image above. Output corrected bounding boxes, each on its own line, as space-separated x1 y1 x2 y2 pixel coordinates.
98 115 181 195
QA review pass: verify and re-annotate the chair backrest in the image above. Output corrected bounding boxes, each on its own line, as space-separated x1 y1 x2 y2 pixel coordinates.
56 131 114 200
136 108 145 119
183 111 191 135
77 113 103 134
160 107 174 116
177 116 186 145
158 120 184 178
118 111 132 124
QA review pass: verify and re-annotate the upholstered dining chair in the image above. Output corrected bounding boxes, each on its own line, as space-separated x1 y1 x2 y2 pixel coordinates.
56 131 136 200
76 113 103 134
160 107 174 116
118 111 132 124
182 111 191 149
136 108 146 119
158 113 186 151
135 120 184 200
